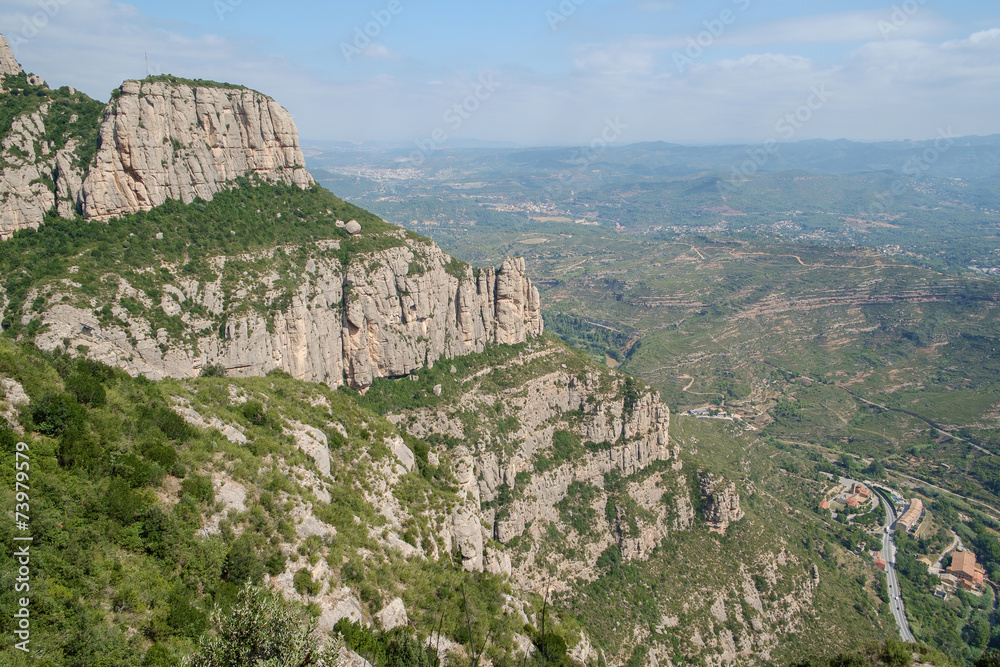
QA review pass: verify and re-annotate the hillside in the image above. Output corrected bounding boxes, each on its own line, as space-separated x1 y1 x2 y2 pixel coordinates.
0 33 975 667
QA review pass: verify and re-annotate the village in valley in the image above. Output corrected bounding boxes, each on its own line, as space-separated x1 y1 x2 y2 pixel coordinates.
819 477 987 599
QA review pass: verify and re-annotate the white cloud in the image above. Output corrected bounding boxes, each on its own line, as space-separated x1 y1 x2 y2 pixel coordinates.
718 9 949 47
0 1 997 145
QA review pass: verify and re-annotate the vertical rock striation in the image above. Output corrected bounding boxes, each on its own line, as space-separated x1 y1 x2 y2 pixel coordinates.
80 79 314 221
0 35 22 80
27 238 543 391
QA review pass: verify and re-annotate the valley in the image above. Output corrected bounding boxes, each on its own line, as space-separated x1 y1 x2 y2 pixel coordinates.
0 31 998 667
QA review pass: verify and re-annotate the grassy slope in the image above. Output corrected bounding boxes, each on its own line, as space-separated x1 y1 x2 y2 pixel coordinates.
0 337 576 666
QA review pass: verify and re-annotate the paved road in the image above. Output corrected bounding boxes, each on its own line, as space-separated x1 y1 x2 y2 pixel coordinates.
876 489 917 643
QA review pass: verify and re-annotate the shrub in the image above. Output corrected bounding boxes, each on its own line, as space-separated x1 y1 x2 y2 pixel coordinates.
187 583 340 667
32 391 85 435
166 587 208 639
200 364 227 378
293 568 322 596
65 371 106 407
142 644 178 667
265 551 287 577
58 423 101 469
107 477 148 524
242 399 267 426
181 474 215 504
223 535 264 585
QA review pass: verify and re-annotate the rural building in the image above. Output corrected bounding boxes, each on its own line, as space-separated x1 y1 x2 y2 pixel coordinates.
896 498 923 532
947 551 985 591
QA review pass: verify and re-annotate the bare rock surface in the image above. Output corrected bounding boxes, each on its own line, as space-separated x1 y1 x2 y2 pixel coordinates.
700 472 745 535
376 597 408 631
81 79 313 221
0 35 22 79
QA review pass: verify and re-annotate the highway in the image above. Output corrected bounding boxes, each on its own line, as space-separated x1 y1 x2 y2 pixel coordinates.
875 488 917 643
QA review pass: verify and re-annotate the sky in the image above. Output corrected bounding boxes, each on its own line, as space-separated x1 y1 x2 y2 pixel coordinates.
2 0 999 146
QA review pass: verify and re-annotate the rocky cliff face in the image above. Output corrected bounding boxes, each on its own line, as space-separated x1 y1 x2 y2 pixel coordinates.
700 471 745 534
1 38 315 236
0 35 22 79
24 234 542 390
0 105 84 240
80 79 314 221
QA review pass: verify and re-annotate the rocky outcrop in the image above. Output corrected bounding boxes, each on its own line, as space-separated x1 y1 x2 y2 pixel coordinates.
26 237 543 390
0 35 22 80
343 250 542 388
0 104 87 241
80 79 313 221
700 472 744 534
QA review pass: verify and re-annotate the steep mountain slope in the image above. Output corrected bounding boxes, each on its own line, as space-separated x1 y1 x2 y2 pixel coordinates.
81 76 313 221
0 182 541 390
356 336 894 665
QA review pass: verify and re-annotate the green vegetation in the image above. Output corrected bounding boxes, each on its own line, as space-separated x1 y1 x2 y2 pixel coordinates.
0 180 416 339
187 583 341 667
0 337 571 665
0 71 106 170
139 74 251 92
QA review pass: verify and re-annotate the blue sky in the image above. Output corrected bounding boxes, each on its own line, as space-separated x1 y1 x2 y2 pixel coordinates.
2 0 999 145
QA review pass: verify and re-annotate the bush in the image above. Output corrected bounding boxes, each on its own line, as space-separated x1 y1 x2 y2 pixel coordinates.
200 364 227 378
265 551 287 577
166 587 208 639
58 423 101 469
32 391 85 435
181 474 215 504
293 568 322 596
107 477 148 524
144 441 178 469
65 371 106 407
534 632 569 664
242 399 267 426
142 644 178 667
187 583 340 667
223 536 264 585
114 452 163 488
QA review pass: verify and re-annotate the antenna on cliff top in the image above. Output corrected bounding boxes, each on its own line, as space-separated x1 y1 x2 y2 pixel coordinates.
144 53 149 78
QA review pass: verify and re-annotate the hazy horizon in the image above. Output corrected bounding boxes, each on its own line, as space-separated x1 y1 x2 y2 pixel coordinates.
2 0 998 146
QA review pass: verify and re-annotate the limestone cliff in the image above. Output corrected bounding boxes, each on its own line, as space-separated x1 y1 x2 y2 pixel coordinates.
80 79 314 221
0 35 23 80
1 37 315 236
700 471 745 534
0 105 82 240
24 234 543 390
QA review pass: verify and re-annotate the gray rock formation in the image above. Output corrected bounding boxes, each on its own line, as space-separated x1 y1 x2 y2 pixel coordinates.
0 35 22 79
700 472 745 534
376 597 408 631
80 79 313 221
26 238 542 390
451 507 484 572
0 105 86 240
